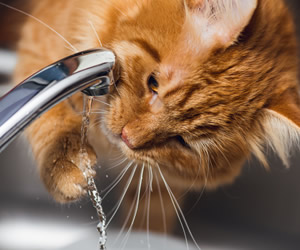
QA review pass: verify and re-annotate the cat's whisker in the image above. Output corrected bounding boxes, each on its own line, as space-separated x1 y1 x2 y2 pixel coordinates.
113 82 121 97
193 141 212 185
105 156 128 171
120 164 145 249
88 121 102 131
146 164 152 249
91 106 108 111
108 3 127 17
115 8 127 17
80 109 107 116
0 2 78 53
137 168 151 230
88 123 101 131
88 20 103 47
157 164 202 250
92 98 111 107
111 154 128 166
102 161 133 199
154 169 167 237
108 94 117 101
88 115 108 130
203 157 210 193
88 114 106 123
93 96 108 100
110 73 121 97
148 163 153 192
109 153 126 163
64 44 78 53
215 141 231 167
105 164 137 228
105 175 134 220
178 156 204 200
201 162 212 197
156 164 189 250
185 141 232 213
89 111 107 114
77 108 107 116
197 141 210 166
185 167 209 215
113 178 138 246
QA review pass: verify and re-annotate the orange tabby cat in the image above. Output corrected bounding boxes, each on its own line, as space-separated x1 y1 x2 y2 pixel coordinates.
11 0 300 231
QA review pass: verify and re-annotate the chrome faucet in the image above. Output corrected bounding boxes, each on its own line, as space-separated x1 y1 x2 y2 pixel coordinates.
0 48 116 152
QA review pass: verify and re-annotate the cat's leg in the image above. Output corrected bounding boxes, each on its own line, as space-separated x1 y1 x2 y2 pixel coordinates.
14 55 97 203
26 98 97 202
9 0 101 203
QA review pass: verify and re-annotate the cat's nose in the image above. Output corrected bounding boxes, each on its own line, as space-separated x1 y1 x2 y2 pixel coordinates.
121 127 134 149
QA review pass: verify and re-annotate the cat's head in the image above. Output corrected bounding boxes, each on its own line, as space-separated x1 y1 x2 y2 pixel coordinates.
86 0 300 188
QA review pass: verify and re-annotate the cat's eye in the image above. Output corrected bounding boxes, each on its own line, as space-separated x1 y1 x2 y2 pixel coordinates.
148 74 159 93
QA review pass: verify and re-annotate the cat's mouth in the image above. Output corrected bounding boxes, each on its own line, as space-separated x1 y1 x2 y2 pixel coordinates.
101 118 194 165
119 133 194 164
119 132 192 151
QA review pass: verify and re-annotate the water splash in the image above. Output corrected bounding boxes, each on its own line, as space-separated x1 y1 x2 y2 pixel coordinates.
81 95 107 250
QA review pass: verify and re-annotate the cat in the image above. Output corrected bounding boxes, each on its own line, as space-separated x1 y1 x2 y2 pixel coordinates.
7 0 300 233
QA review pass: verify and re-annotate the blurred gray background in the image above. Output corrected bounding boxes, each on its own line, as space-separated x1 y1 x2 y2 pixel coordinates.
1 0 300 249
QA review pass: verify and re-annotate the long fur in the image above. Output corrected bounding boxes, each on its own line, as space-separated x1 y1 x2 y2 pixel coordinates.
10 0 300 232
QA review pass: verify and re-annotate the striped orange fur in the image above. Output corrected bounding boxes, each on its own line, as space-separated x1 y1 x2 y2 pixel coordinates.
12 0 300 231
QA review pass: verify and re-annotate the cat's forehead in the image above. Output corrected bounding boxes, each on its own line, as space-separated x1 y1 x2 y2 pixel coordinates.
113 0 258 55
111 0 258 89
118 0 184 21
115 0 185 42
114 0 210 71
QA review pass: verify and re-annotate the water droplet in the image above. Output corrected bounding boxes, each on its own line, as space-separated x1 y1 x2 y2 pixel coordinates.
105 174 108 178
66 216 69 219
97 221 106 231
99 235 107 245
81 96 107 249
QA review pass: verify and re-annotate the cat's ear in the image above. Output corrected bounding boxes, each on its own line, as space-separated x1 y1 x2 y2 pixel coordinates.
184 0 258 47
261 91 300 167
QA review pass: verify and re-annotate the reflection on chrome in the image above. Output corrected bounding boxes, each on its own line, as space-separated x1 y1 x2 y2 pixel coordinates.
0 48 116 152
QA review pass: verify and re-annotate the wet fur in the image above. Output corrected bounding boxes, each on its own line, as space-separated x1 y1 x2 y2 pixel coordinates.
11 0 300 231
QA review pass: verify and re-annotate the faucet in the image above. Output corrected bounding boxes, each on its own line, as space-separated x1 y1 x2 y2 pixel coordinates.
0 48 116 152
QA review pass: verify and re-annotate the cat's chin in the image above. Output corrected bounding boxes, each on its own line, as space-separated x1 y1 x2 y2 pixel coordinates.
100 124 239 189
119 142 157 165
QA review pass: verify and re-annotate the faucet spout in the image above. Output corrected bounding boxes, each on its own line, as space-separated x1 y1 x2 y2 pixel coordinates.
0 48 116 152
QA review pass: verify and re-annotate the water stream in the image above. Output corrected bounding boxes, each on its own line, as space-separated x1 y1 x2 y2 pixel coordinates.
81 95 107 250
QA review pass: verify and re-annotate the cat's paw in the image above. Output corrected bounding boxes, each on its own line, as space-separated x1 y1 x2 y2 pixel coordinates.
40 138 97 203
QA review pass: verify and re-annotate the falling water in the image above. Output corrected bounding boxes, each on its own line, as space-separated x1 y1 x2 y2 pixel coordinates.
81 95 107 250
